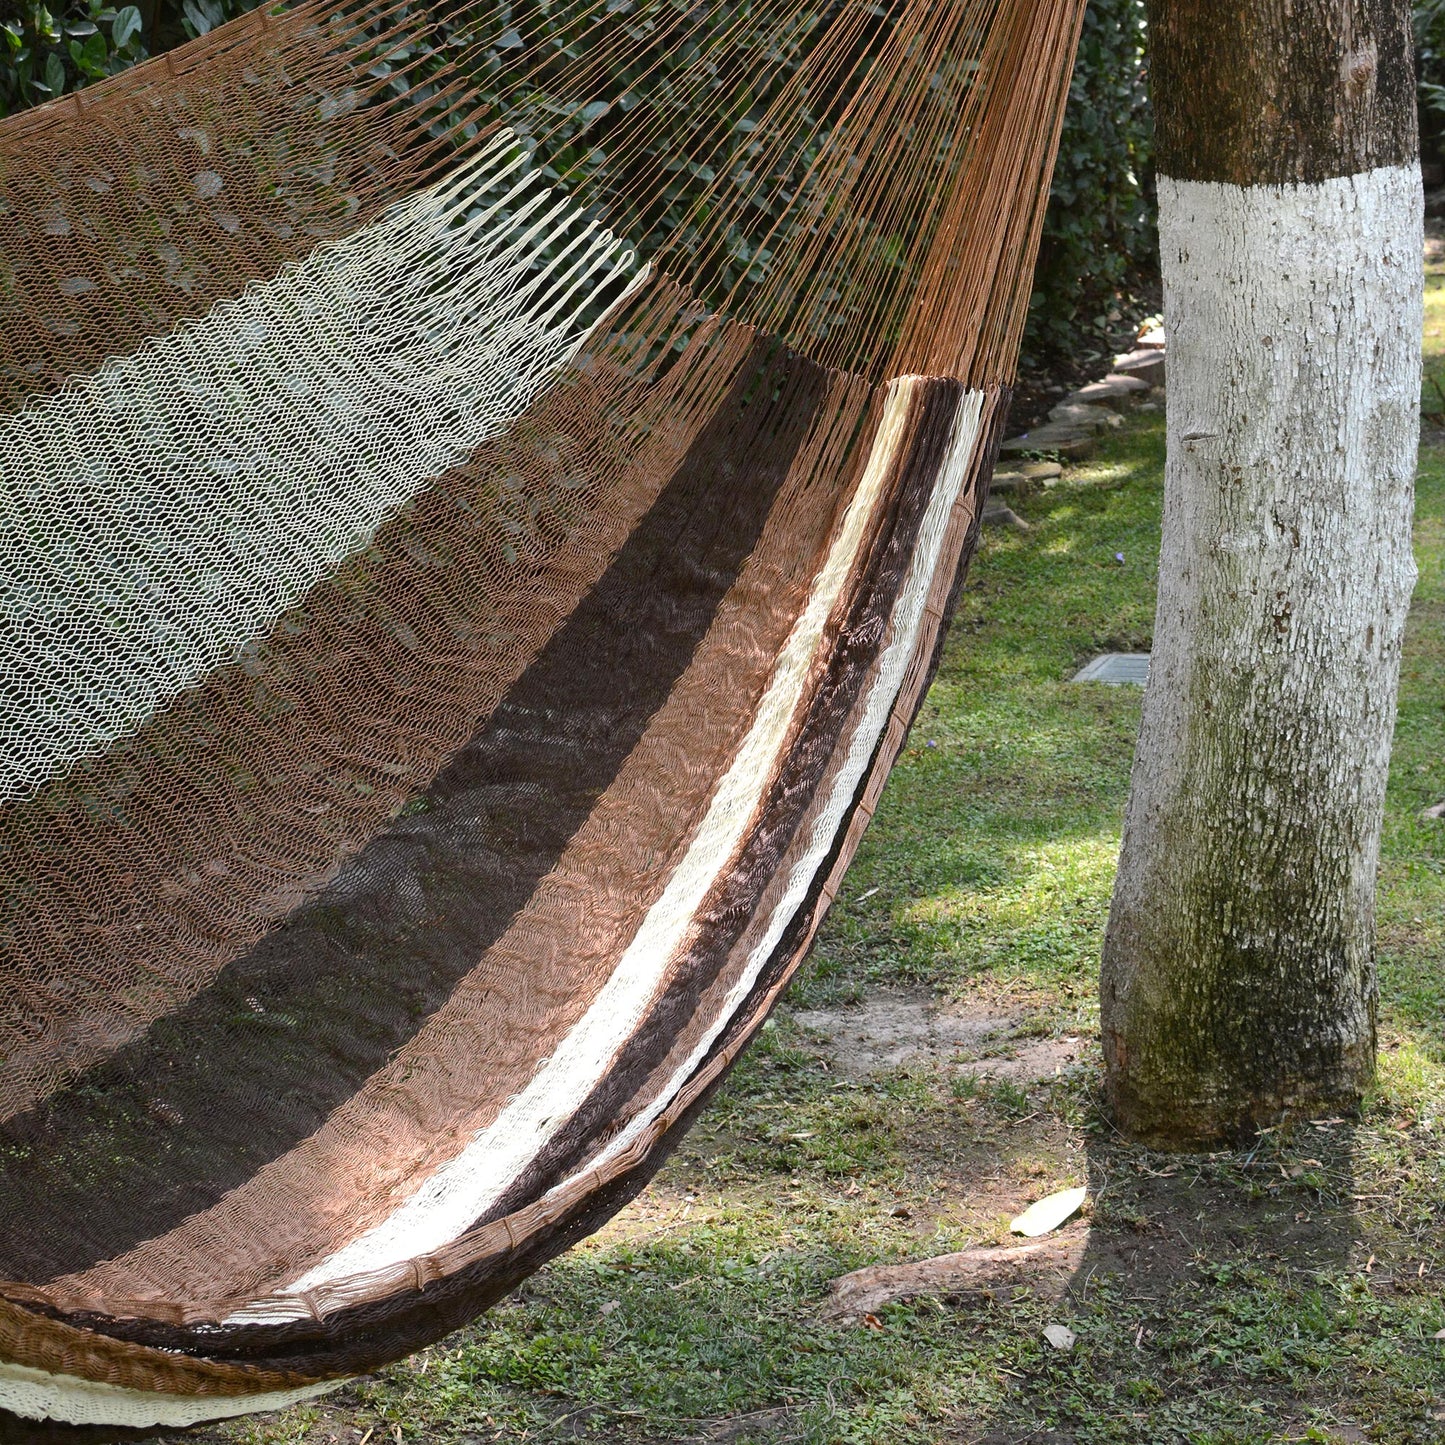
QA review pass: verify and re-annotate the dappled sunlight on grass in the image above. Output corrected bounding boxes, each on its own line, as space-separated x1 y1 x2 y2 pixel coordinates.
904 833 1119 925
1374 1032 1445 1117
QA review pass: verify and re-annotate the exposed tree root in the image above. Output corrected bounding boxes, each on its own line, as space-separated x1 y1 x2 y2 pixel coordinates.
823 1231 1087 1322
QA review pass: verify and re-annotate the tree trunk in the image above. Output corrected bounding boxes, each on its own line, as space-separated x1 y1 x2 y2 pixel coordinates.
1101 0 1422 1145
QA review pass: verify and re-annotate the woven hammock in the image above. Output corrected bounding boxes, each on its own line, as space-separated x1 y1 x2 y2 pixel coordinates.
0 0 1084 1432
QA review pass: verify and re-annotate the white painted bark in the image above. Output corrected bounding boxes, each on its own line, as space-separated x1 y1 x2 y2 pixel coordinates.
1102 162 1423 1141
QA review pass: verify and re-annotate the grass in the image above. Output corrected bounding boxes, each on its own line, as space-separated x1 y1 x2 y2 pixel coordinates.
218 296 1444 1444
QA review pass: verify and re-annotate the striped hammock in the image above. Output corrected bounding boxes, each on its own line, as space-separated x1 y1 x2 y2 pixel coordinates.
0 0 1084 1431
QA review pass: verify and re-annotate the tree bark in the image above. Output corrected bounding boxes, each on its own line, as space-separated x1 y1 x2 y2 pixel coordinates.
1101 0 1422 1145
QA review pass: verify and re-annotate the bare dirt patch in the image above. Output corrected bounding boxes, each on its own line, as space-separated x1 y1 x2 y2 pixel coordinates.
789 989 1085 1084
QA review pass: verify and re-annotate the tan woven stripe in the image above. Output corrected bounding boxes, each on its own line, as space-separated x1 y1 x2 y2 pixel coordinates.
0 1297 321 1402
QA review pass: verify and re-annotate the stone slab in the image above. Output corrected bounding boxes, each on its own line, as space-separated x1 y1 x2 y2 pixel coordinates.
1070 652 1150 685
1065 374 1151 409
1047 402 1124 431
1112 349 1166 386
982 502 1029 531
999 427 1096 461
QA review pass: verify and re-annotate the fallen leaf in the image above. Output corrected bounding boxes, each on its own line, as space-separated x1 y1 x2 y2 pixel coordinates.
1010 1186 1086 1238
1432 1327 1445 1341
1042 1323 1076 1351
862 1312 884 1332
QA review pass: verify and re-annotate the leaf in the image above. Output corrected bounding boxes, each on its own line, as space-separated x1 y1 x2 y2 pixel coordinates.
42 51 66 96
1010 1186 1086 1238
1042 1323 1077 1351
111 5 142 49
182 0 212 36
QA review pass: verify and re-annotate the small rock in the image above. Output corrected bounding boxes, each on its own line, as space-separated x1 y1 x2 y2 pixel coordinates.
1422 800 1445 821
1012 460 1063 480
1066 374 1151 409
982 503 1029 532
1047 402 1124 432
1042 1323 1077 1351
1134 318 1166 348
999 425 1096 461
989 471 1022 493
1113 349 1166 387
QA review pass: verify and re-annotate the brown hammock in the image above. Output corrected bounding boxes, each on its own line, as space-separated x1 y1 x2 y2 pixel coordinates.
0 0 1084 1432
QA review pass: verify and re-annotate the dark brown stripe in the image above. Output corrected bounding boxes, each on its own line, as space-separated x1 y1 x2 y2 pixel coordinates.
0 276 711 1125
49 349 863 1313
31 381 971 1352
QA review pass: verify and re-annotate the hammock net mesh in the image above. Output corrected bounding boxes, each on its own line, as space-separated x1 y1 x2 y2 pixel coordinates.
0 0 1085 1431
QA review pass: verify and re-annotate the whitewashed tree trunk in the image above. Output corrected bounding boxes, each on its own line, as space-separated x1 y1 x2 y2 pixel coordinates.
1101 0 1423 1143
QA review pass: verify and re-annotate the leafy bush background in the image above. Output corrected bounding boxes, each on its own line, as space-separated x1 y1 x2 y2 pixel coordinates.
2 0 1156 365
1025 0 1154 367
0 1 263 116
1416 0 1445 162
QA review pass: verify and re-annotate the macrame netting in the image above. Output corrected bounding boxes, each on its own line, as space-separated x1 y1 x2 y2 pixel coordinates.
0 0 1086 1432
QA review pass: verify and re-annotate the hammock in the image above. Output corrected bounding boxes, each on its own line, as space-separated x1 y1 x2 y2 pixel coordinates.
0 0 1083 1431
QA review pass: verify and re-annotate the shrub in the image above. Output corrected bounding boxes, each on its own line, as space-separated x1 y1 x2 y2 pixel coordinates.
1023 0 1156 367
1416 0 1445 159
0 0 261 117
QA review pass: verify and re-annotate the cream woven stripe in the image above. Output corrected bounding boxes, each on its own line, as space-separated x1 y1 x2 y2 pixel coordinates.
0 1360 340 1430
0 132 642 802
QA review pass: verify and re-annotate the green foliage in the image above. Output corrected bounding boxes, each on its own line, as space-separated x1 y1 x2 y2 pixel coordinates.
1415 0 1445 146
0 0 262 118
1024 0 1156 366
1 2 147 115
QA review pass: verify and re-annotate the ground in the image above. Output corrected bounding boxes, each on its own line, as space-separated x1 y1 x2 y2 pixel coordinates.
214 266 1445 1444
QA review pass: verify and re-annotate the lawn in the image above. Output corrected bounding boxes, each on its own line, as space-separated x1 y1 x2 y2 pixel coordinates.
219 290 1445 1444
